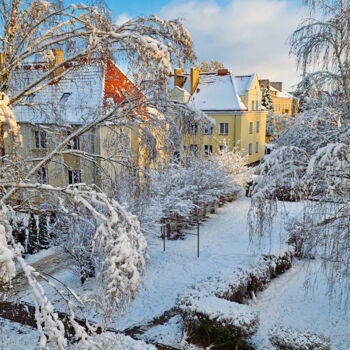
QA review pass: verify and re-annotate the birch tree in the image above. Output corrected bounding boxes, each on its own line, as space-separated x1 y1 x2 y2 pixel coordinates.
0 1 200 347
249 0 350 304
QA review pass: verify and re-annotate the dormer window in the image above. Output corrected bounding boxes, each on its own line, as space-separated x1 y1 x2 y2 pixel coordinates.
60 92 71 104
26 93 36 103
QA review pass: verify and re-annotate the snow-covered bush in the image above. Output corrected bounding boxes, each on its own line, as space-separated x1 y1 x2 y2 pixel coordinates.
177 251 293 347
150 155 239 227
268 326 331 350
212 141 250 188
177 251 294 308
179 295 259 338
0 205 17 285
73 332 157 350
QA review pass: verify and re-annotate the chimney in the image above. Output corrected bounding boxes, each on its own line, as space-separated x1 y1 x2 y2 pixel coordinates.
54 49 63 65
174 68 184 88
49 49 64 81
271 81 282 92
217 68 229 76
259 79 270 90
190 68 200 95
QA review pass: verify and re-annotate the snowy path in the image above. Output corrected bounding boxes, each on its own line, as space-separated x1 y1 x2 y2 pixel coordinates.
10 249 73 298
114 197 287 331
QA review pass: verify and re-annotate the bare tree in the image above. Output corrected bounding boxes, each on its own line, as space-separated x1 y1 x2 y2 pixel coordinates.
249 0 350 306
0 1 201 347
199 60 224 72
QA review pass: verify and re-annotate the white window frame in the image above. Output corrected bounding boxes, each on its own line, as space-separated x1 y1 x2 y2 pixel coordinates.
249 122 253 134
189 124 198 135
219 145 225 152
248 143 253 155
256 121 260 133
38 167 48 184
68 169 82 185
35 130 47 149
67 136 80 150
255 141 259 153
189 144 198 155
203 144 213 156
202 125 213 135
219 123 229 135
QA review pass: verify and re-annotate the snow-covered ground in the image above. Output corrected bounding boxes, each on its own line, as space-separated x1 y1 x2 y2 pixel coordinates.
8 197 350 349
0 317 39 350
113 197 288 331
250 260 350 350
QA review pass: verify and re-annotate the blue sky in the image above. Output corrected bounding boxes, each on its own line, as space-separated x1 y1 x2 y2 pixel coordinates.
106 0 303 18
107 0 307 90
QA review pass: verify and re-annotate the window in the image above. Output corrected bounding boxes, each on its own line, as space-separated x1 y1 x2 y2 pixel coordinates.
248 143 252 155
219 145 225 152
26 93 35 103
37 167 48 184
255 141 259 153
249 122 253 134
68 169 82 185
60 92 72 104
189 144 198 155
203 144 213 156
251 100 255 110
67 136 80 150
202 125 213 135
35 130 47 149
189 124 198 135
173 151 180 162
256 121 260 133
219 123 229 135
255 101 259 111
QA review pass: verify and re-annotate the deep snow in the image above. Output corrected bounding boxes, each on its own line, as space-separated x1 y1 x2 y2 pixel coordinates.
8 197 350 349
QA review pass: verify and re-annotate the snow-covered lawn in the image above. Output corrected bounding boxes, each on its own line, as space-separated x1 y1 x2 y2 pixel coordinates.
0 317 39 350
114 197 288 331
10 197 350 349
250 260 350 350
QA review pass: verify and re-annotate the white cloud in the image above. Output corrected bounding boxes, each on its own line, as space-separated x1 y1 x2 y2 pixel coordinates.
115 12 131 26
159 0 304 90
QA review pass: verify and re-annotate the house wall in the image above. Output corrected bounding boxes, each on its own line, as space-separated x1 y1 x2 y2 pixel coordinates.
6 123 99 188
244 75 262 112
271 95 298 116
182 111 266 164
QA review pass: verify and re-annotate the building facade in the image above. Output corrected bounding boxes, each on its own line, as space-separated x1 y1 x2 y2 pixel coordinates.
5 57 145 192
171 68 267 164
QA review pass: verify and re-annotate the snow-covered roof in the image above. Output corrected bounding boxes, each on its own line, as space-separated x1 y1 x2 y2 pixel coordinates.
9 59 138 125
189 72 247 111
11 63 104 124
233 74 256 96
270 86 293 99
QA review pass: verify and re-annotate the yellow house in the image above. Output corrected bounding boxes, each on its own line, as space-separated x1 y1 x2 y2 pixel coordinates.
259 80 299 116
170 68 267 164
6 56 156 195
259 79 299 142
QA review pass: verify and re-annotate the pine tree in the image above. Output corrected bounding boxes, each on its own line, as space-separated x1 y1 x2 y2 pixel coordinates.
261 87 273 111
27 213 38 254
38 214 49 249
